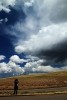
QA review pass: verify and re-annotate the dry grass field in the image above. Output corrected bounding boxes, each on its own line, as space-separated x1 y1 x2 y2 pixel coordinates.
0 71 67 90
0 71 67 95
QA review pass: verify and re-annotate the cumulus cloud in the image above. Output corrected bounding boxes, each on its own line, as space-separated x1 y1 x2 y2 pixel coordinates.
24 60 67 73
0 62 8 73
0 60 25 76
24 57 44 73
0 54 44 75
0 55 26 76
8 61 25 74
0 54 67 76
10 55 27 63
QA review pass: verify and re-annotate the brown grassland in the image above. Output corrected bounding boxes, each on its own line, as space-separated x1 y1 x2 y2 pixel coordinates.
0 71 67 95
0 71 67 90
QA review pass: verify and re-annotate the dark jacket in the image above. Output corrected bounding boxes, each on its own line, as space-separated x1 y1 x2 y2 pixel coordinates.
14 79 19 90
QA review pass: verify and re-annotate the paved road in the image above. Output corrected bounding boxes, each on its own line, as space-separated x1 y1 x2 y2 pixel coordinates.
0 94 67 100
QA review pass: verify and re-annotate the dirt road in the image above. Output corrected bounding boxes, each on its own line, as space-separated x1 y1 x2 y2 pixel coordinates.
0 94 67 100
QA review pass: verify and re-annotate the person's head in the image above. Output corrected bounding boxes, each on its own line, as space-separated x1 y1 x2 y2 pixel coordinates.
15 79 18 82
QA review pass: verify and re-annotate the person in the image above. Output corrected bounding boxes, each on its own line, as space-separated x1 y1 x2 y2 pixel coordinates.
14 79 19 95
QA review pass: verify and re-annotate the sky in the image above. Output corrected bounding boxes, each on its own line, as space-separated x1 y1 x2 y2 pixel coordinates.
0 0 67 77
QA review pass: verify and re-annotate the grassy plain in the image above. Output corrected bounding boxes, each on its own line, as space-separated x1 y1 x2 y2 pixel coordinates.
0 71 67 95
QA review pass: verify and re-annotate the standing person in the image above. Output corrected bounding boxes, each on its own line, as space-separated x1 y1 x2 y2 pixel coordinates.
14 79 19 95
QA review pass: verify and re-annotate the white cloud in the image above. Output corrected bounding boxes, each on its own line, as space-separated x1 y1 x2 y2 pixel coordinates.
15 23 67 54
4 18 8 22
0 55 26 75
0 55 44 75
0 54 67 75
0 19 3 24
24 60 62 73
8 61 25 74
32 66 60 73
10 55 27 63
0 61 25 75
0 18 8 24
24 0 34 7
26 55 40 62
0 62 8 73
24 58 44 73
0 0 16 12
0 55 6 61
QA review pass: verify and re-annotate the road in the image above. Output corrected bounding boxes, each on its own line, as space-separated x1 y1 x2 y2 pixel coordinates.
0 94 67 100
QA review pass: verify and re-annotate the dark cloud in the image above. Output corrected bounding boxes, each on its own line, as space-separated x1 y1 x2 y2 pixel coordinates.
37 40 67 66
